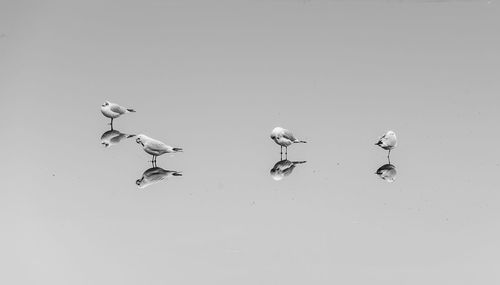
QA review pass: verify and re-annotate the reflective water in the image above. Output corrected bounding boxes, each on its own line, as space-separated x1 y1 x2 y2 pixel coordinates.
2 1 500 284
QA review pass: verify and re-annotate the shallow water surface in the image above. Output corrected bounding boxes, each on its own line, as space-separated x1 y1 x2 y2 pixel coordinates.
1 1 500 284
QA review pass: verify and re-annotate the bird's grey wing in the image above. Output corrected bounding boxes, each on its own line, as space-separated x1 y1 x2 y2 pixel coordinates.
282 129 297 141
375 134 386 145
146 139 169 151
109 104 127 114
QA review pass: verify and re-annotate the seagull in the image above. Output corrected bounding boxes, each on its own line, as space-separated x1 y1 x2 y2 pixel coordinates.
270 127 306 156
270 159 306 181
135 134 183 164
375 130 397 161
136 166 182 189
101 101 136 127
375 163 397 183
100 129 135 148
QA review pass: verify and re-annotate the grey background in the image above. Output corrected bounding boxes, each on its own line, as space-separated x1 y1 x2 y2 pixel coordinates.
1 0 500 284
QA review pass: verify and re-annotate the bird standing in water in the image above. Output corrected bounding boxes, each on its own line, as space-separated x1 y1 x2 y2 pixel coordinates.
135 134 183 165
270 127 307 157
375 130 397 162
101 101 136 128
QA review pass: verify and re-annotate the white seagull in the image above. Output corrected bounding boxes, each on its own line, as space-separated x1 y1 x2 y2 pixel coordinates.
375 130 397 160
136 166 182 189
270 127 307 155
135 134 183 164
101 101 136 126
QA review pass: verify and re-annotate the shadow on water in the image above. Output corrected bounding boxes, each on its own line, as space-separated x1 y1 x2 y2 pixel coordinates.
100 128 135 148
270 159 307 181
136 166 182 189
375 163 397 183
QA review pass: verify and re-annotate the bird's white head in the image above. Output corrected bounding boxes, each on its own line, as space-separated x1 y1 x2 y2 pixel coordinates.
270 127 284 139
136 134 147 146
102 101 110 107
386 131 397 141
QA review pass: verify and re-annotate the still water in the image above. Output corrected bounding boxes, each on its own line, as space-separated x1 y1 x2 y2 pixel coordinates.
2 1 500 284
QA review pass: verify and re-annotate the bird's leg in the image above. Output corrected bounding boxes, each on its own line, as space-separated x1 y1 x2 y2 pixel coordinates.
387 149 391 164
280 146 283 155
285 147 288 159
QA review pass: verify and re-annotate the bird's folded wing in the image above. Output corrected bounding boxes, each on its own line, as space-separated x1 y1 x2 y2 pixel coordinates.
110 104 126 114
146 140 169 150
282 129 297 141
376 134 387 144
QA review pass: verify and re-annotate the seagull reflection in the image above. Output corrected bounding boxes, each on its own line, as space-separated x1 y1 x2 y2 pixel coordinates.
375 163 397 183
136 166 182 189
270 159 306 181
101 129 135 147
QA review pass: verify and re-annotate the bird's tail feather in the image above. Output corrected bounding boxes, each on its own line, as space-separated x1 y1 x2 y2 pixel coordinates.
173 172 183 176
295 140 307 143
127 108 136 112
127 134 136 138
173 147 183 152
293 161 307 164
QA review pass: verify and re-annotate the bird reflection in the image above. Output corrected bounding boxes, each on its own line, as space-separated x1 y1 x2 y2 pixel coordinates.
270 159 306 181
136 166 182 189
375 163 397 183
101 129 135 147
